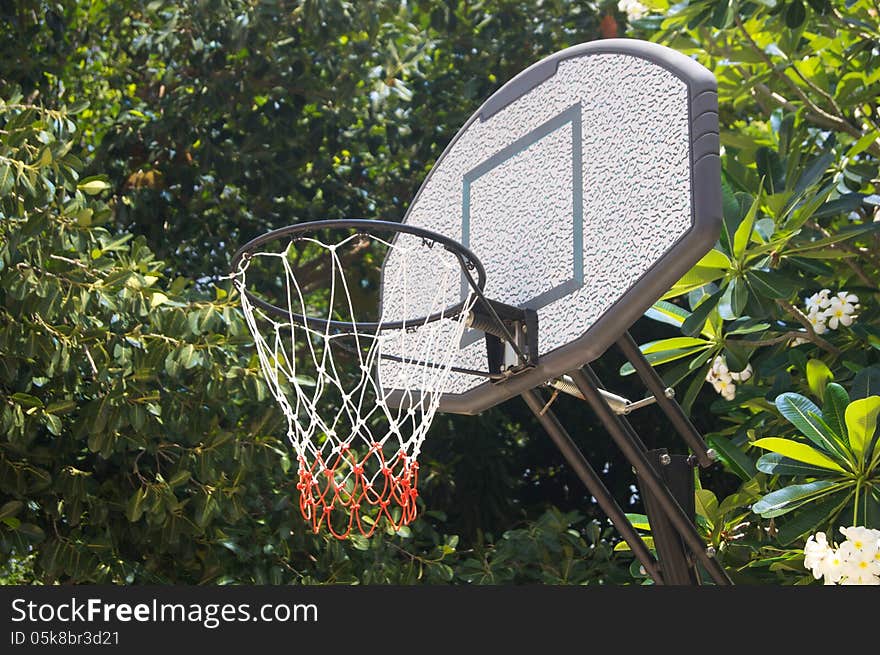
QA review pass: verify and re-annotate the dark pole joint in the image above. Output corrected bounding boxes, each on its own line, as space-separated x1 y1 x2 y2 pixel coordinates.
616 331 716 467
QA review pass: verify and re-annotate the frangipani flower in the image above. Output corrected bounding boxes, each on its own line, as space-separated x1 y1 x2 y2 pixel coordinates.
804 526 880 585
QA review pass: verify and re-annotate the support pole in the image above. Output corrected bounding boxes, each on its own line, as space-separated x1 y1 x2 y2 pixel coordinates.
616 332 715 467
522 389 665 585
568 367 733 585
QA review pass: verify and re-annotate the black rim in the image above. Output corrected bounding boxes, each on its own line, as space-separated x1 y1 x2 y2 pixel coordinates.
230 219 487 331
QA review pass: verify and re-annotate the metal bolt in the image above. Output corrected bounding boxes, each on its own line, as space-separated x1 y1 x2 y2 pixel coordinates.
664 387 675 399
706 448 719 461
706 546 717 558
659 453 672 466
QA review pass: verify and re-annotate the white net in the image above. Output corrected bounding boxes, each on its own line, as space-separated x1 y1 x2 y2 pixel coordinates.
232 229 476 538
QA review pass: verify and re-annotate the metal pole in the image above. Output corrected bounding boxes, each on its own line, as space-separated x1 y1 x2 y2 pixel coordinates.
568 367 734 585
522 389 665 584
616 332 715 467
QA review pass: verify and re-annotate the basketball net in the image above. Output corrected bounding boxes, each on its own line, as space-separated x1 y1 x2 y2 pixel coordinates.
232 231 475 538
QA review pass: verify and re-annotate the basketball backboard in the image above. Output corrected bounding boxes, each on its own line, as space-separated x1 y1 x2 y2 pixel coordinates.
378 39 721 415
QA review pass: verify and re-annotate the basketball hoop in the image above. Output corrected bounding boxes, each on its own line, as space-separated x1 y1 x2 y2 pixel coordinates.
230 220 486 538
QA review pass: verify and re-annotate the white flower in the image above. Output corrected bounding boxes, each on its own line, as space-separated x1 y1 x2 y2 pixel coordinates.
807 307 828 335
835 291 859 306
824 296 858 329
729 364 753 382
804 531 832 577
814 547 847 584
805 526 880 584
617 0 649 21
840 526 880 555
805 289 832 312
706 356 751 401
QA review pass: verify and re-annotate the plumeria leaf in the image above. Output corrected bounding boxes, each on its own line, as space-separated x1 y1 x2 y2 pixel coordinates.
752 480 838 518
745 270 799 300
756 452 834 477
707 435 757 481
774 393 849 460
822 383 850 442
843 396 880 462
645 300 690 328
751 438 846 472
662 250 730 300
681 288 723 337
733 191 761 258
619 347 706 376
774 490 849 545
851 365 880 400
640 337 712 354
805 359 833 400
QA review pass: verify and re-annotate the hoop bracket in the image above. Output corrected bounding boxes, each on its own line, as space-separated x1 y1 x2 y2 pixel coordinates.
467 299 538 380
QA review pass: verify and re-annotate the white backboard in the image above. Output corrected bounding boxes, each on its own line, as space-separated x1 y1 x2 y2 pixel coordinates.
379 39 721 414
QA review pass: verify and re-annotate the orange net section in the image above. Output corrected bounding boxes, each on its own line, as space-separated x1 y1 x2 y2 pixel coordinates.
296 444 419 538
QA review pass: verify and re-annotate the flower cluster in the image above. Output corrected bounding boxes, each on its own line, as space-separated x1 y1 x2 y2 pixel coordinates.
804 526 880 585
617 0 649 21
705 355 752 401
803 289 859 335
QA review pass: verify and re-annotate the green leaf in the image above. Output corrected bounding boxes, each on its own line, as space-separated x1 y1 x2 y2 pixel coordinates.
851 365 880 400
695 488 719 525
751 438 846 472
645 301 691 328
822 383 850 442
774 491 848 545
45 413 62 436
756 147 785 194
681 288 723 337
733 192 760 258
0 500 23 520
844 396 880 461
624 513 651 531
752 480 837 518
0 163 14 195
619 347 706 376
718 277 747 319
745 270 799 300
12 392 43 408
126 487 148 523
847 130 879 158
774 393 848 459
707 435 757 481
77 176 111 195
641 337 712 354
756 452 835 477
805 359 833 400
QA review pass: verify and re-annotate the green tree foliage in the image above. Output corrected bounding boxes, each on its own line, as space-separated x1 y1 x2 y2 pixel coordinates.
617 0 880 580
1 1 635 584
4 0 880 585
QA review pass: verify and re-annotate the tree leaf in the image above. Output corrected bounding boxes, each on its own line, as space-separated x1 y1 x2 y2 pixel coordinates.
707 435 757 481
851 365 880 400
752 480 838 518
641 337 711 354
681 288 723 337
822 383 850 442
805 359 833 400
751 437 846 472
756 452 835 477
774 490 848 545
774 392 848 459
78 176 111 195
745 269 799 300
844 396 880 461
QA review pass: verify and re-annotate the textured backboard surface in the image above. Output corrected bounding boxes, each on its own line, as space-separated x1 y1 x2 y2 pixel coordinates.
379 39 721 414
